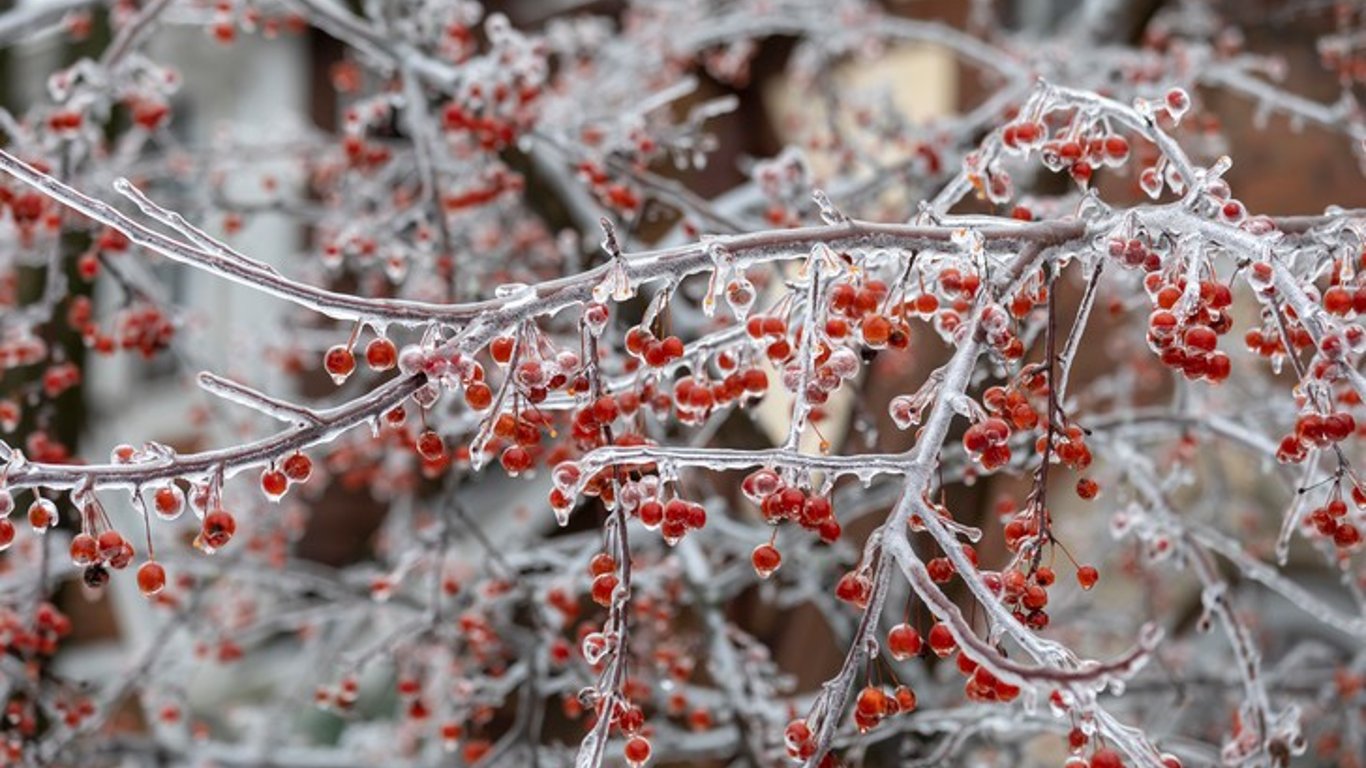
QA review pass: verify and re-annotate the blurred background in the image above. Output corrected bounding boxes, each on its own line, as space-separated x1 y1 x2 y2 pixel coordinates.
2 0 1365 764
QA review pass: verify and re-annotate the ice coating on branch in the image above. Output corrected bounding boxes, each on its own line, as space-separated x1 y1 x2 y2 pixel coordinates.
3 2 1366 766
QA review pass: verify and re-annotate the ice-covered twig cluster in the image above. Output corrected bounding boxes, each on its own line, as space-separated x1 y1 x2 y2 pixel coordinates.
2 1 1366 767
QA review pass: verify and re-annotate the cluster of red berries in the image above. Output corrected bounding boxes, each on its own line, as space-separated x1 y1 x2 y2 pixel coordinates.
1033 422 1094 472
956 652 1023 704
442 166 525 212
45 107 85 136
587 552 620 607
575 161 641 214
1277 409 1357 463
568 393 633 448
907 617 1028 705
110 303 176 358
963 417 1013 470
1143 273 1234 382
577 697 652 766
982 383 1040 431
1003 117 1132 186
0 601 70 659
999 499 1041 552
0 181 60 244
259 452 313 500
851 682 918 732
932 267 984 333
313 675 360 713
828 278 911 351
53 693 100 734
980 302 1027 360
558 461 709 544
1303 491 1363 554
1108 236 1163 272
996 566 1060 630
783 719 825 762
441 79 543 152
127 95 171 132
548 439 640 517
1044 130 1131 185
488 411 554 476
68 509 138 589
504 343 583 402
742 468 841 548
745 313 795 360
643 496 708 545
394 674 436 723
1320 33 1366 84
323 336 399 384
39 361 80 399
644 648 715 733
19 431 70 465
671 375 720 424
339 131 394 171
624 326 685 368
0 333 47 371
674 363 769 424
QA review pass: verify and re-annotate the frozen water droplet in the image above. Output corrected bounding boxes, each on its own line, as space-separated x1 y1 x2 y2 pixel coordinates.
725 277 756 320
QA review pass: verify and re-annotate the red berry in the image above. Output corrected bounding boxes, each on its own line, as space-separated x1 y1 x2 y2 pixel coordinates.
835 571 870 607
623 735 651 766
261 468 288 500
29 499 58 531
489 336 515 364
638 500 663 528
590 573 618 607
201 510 237 550
887 623 922 660
324 345 355 383
137 561 167 596
365 338 397 370
927 622 956 657
751 543 782 578
855 685 887 718
1076 565 1099 590
588 552 616 577
500 445 532 475
465 382 493 409
97 530 125 562
416 430 445 460
1076 478 1099 499
282 453 313 482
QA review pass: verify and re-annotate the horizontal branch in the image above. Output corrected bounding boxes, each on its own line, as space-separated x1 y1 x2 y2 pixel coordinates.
4 375 425 491
0 148 1086 326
